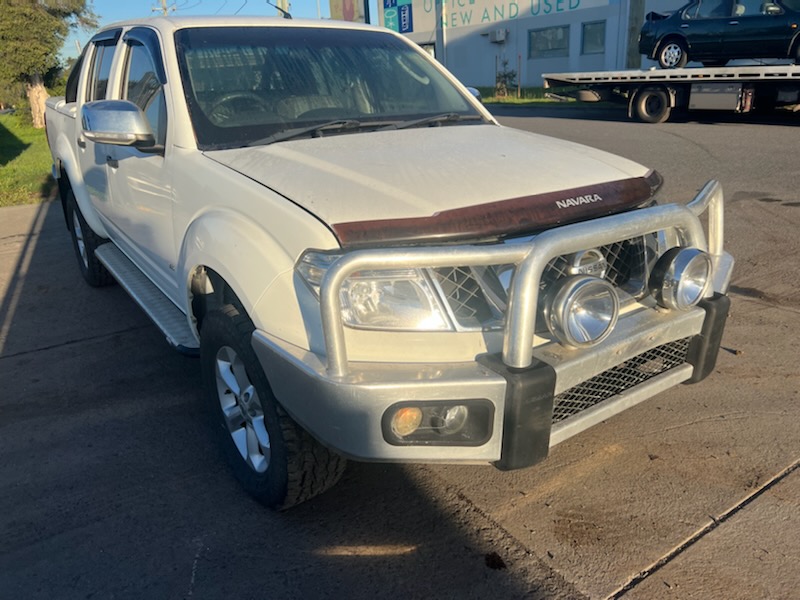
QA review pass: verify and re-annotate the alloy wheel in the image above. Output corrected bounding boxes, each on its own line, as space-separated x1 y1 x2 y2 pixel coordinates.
214 345 271 473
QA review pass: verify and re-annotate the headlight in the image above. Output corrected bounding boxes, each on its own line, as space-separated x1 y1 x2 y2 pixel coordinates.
297 251 453 331
545 276 619 347
649 247 711 311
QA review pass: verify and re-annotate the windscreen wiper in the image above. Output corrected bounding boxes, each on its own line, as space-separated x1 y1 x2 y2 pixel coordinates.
382 113 484 131
246 119 365 146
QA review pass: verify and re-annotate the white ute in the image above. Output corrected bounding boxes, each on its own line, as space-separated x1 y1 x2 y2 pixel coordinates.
46 17 734 509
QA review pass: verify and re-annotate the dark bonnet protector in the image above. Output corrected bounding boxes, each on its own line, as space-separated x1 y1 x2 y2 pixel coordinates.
332 170 663 248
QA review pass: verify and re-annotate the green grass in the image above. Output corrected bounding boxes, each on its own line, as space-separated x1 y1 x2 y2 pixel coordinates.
0 113 56 207
475 86 569 105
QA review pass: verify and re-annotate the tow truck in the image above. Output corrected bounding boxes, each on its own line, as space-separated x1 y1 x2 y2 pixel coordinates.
543 64 800 123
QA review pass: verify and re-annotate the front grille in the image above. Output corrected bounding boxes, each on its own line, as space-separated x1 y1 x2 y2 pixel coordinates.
541 237 649 293
433 266 493 323
552 337 691 423
432 235 653 330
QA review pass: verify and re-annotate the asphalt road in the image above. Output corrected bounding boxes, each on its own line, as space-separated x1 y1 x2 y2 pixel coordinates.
1 105 798 600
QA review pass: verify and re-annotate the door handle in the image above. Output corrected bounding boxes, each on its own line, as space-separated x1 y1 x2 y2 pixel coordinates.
77 137 86 148
680 23 689 28
106 155 119 168
729 20 739 24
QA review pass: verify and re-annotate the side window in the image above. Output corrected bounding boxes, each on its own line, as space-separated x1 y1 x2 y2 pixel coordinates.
696 0 734 18
86 41 117 101
123 41 167 146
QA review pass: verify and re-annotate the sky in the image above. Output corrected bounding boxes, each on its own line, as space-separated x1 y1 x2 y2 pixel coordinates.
63 0 380 59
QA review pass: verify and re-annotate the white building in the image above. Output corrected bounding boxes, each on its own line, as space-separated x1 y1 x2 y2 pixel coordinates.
377 0 684 87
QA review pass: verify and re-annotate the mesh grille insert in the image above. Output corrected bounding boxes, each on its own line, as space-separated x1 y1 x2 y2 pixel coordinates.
552 338 691 423
433 266 491 321
542 238 647 290
432 236 651 330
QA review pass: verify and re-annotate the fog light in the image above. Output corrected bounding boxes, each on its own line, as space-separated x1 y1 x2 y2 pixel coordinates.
545 276 619 347
382 400 494 446
650 247 711 311
432 405 469 435
390 407 423 437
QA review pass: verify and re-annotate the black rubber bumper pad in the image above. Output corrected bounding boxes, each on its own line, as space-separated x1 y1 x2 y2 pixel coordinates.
685 292 731 384
478 354 556 471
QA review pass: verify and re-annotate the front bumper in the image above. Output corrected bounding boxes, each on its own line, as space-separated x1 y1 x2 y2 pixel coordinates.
252 294 729 466
252 181 733 468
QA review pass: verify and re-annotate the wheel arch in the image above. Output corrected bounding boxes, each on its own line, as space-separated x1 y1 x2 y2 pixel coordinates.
180 208 299 338
658 34 690 53
50 131 110 238
789 31 800 60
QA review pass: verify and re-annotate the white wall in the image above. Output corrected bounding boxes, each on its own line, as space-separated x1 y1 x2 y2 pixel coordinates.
382 0 689 86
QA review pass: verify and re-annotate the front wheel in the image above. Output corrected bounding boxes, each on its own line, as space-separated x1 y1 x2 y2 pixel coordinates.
633 88 672 123
66 191 114 287
200 305 346 509
658 39 688 69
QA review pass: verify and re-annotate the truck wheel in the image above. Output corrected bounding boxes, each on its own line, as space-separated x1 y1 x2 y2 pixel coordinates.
200 304 346 509
634 89 671 123
66 191 114 287
658 39 688 69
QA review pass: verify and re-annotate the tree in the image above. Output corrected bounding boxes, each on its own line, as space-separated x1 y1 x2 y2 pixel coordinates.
495 58 517 99
0 0 96 128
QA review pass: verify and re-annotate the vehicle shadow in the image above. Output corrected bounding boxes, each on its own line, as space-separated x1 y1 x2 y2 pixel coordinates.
0 201 579 600
0 119 30 167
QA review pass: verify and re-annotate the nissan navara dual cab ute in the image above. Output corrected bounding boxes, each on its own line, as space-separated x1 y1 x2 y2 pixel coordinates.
46 17 733 509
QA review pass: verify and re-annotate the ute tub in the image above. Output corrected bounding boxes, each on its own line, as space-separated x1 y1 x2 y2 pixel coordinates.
251 181 732 466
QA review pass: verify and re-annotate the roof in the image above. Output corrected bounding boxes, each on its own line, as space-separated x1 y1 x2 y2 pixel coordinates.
98 15 381 35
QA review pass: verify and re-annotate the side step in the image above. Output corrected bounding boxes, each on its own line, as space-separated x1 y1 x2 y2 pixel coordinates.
95 244 199 354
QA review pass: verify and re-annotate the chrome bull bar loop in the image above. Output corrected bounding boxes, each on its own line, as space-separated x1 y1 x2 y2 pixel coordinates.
320 181 723 378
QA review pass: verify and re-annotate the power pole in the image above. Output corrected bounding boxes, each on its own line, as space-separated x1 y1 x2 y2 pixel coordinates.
152 0 176 15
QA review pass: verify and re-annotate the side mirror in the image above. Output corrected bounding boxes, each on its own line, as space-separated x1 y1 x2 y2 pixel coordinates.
465 86 483 103
763 3 781 14
81 100 158 150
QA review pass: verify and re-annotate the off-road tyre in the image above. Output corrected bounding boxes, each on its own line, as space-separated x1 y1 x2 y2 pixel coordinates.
200 304 346 510
66 190 114 287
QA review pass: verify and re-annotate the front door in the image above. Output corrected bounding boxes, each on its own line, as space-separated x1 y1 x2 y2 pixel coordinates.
104 28 179 303
682 0 735 60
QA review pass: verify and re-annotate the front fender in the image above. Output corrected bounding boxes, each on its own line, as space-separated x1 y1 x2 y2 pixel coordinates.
178 208 298 336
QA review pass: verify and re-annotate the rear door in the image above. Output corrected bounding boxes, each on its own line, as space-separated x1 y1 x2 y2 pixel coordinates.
76 29 122 211
720 0 795 56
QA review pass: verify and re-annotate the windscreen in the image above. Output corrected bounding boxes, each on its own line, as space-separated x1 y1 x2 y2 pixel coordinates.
175 26 479 150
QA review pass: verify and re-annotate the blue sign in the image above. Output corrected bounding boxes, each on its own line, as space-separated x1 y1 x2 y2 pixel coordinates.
398 4 414 32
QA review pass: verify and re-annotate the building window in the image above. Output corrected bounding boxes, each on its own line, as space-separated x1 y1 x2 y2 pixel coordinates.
528 26 570 59
582 21 606 55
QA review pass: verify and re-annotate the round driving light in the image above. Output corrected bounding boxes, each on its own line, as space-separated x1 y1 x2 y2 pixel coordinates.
545 276 619 348
433 405 469 435
650 248 711 311
391 407 423 437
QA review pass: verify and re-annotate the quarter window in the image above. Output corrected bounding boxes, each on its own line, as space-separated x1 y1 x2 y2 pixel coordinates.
581 21 606 55
529 26 570 59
